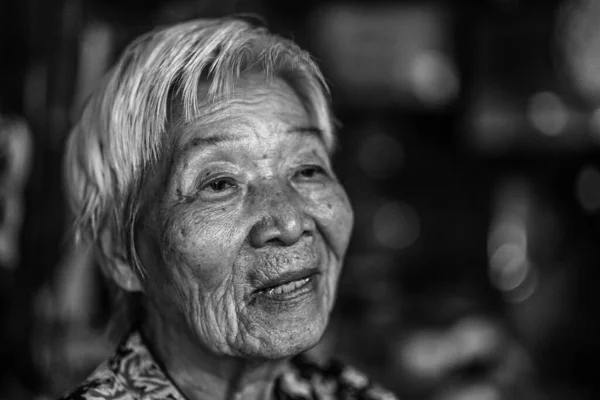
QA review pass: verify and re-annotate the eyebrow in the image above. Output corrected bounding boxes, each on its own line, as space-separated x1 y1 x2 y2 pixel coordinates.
286 126 325 142
181 134 237 154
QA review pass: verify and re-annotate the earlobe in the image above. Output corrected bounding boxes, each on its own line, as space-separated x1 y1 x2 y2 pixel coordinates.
110 256 143 292
97 230 144 292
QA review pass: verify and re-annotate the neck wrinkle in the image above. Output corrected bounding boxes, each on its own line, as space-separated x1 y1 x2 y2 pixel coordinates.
141 304 288 400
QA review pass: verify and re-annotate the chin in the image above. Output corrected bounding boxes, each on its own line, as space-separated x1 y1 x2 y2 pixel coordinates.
241 316 328 360
235 274 334 359
232 293 332 360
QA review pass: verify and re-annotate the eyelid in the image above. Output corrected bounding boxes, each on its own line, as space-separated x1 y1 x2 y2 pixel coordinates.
190 163 244 197
201 176 237 190
299 164 326 172
193 161 241 181
291 147 331 165
291 164 331 182
193 176 241 202
198 173 239 189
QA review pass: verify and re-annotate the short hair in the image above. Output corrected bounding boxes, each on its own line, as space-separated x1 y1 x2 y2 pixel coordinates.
64 17 334 277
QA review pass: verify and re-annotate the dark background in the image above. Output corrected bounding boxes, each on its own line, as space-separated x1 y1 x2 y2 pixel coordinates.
2 0 600 399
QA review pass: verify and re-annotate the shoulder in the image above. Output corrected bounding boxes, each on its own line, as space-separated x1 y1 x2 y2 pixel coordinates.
278 354 399 400
57 363 132 400
56 331 186 400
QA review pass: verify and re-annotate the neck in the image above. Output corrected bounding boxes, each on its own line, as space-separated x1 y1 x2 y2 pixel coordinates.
141 308 288 400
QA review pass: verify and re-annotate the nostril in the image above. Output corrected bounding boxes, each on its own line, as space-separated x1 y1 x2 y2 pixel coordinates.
265 238 285 246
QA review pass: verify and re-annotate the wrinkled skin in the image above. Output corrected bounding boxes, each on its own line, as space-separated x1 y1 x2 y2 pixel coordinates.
134 73 354 360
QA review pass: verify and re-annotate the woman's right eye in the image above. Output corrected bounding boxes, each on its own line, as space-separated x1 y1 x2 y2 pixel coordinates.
203 178 237 192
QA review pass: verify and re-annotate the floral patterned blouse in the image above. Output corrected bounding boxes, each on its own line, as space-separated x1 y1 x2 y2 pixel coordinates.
58 331 398 400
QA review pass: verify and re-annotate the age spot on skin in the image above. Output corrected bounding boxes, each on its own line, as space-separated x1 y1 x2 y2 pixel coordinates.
175 187 195 204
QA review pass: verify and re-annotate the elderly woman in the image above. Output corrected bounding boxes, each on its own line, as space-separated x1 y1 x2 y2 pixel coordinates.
60 17 396 400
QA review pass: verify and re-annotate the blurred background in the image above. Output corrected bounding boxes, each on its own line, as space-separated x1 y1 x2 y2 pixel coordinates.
3 0 600 399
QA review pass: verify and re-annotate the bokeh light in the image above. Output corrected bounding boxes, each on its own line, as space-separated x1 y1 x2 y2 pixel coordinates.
526 91 569 136
408 50 459 107
488 181 537 303
401 330 450 380
575 165 600 213
358 132 404 179
588 107 600 139
489 243 529 292
503 268 538 304
558 0 600 103
373 201 420 250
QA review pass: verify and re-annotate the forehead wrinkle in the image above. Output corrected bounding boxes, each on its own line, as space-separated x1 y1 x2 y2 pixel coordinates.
175 100 308 153
169 77 321 169
180 134 239 155
171 94 269 148
173 74 310 131
174 117 261 171
286 126 326 147
174 121 324 170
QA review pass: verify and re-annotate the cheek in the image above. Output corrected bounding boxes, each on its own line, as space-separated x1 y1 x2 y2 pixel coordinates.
161 206 246 287
136 227 195 311
309 185 354 258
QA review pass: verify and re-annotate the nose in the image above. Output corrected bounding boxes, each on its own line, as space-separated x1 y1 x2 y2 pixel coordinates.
248 183 314 247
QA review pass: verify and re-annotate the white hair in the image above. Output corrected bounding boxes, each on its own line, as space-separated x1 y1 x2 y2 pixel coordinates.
65 17 334 277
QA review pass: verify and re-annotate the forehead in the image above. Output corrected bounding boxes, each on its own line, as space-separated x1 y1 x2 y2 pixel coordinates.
168 74 319 150
172 74 310 128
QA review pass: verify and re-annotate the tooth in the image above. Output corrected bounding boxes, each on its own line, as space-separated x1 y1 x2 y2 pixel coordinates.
263 277 312 297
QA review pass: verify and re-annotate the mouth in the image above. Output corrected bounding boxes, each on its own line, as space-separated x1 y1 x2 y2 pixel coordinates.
253 268 319 301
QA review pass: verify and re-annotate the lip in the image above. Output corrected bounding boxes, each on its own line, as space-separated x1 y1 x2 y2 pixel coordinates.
253 267 320 294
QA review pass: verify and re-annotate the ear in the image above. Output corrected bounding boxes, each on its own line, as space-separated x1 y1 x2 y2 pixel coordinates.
97 228 143 292
108 255 143 292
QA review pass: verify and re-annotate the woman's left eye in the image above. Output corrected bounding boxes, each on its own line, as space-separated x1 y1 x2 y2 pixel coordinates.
294 165 327 180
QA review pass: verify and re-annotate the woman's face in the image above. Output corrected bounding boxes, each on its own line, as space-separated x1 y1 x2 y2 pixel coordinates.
135 73 354 359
